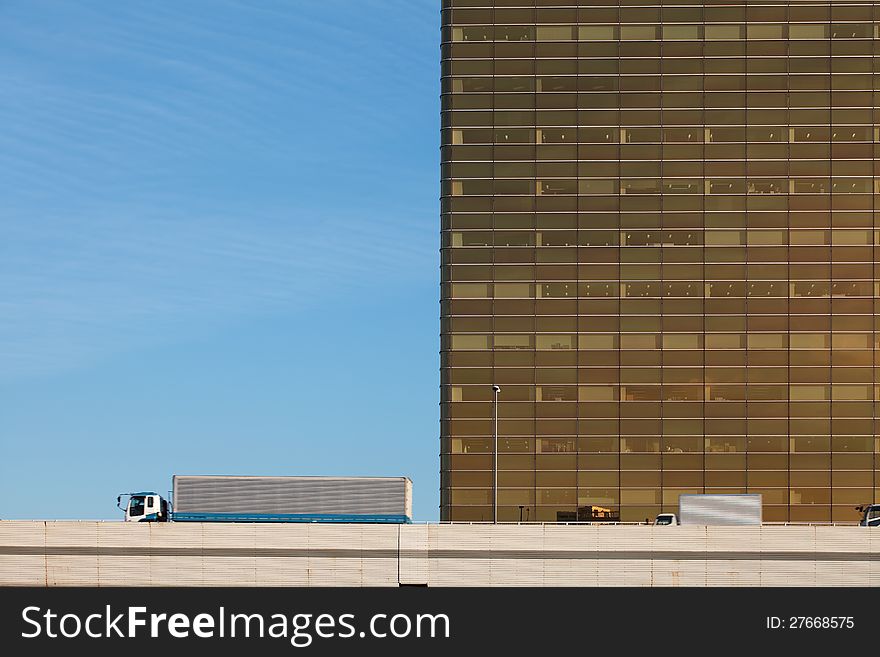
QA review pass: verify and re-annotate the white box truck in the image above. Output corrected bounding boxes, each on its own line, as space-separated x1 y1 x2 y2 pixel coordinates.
118 475 413 524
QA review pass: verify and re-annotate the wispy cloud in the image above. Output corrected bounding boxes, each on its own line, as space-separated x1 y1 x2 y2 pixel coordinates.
0 201 436 380
0 0 439 381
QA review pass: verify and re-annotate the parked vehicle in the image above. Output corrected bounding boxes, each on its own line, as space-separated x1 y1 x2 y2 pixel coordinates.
856 504 880 526
118 475 413 524
556 505 621 522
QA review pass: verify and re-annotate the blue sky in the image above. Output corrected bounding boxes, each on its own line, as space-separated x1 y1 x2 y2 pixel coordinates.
0 1 440 520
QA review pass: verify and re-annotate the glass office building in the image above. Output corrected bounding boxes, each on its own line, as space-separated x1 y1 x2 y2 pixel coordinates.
440 1 880 523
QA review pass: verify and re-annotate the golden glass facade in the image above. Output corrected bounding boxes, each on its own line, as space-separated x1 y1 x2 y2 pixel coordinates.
440 0 880 523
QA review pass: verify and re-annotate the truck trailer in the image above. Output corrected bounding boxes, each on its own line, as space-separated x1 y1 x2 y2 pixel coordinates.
118 475 413 524
678 494 762 526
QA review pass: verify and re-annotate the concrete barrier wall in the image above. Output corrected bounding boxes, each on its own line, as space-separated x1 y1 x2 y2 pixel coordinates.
2 521 879 587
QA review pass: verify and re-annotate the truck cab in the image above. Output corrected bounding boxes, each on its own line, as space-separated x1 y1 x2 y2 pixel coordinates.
120 492 168 522
857 504 880 527
654 513 679 526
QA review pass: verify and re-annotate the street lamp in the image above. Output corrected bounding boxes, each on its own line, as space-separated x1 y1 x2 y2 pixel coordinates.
492 384 501 523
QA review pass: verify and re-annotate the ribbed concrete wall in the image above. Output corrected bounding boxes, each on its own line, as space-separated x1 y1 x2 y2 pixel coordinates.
2 521 879 587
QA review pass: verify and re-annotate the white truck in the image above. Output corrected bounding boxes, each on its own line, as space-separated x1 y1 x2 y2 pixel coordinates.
118 475 413 524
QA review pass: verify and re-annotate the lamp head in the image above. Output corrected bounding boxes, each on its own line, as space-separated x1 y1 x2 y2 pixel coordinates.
492 385 501 394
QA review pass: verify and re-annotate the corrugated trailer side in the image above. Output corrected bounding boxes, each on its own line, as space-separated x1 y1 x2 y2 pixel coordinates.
172 475 412 523
679 494 762 526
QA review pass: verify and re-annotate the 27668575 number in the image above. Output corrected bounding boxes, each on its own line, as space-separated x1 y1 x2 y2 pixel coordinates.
790 617 854 630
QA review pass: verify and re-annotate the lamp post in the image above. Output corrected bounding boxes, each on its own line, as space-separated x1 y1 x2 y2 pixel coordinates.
492 384 501 523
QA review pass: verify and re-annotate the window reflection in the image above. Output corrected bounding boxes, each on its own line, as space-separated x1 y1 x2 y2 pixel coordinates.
441 2 880 524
